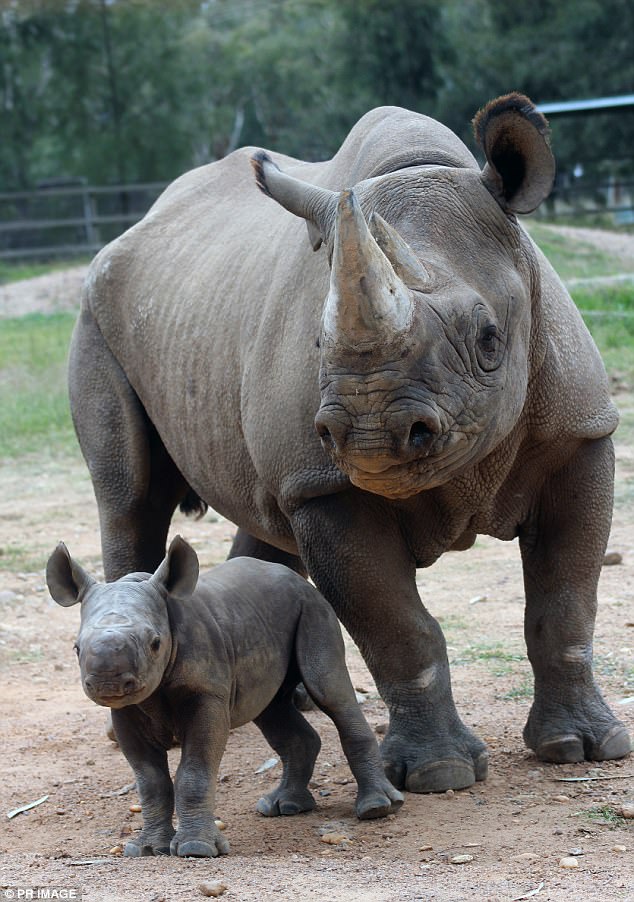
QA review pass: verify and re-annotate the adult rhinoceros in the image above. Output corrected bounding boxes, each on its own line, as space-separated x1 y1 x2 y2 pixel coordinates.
69 93 631 793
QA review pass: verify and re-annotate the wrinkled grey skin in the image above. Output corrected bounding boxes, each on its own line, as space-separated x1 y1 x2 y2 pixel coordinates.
46 536 403 857
69 93 631 795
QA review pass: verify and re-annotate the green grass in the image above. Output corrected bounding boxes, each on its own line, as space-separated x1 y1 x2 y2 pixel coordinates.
522 223 634 381
499 679 533 701
0 547 54 573
11 647 46 664
0 312 77 457
0 257 90 286
436 613 469 633
458 643 524 665
581 805 631 829
526 222 634 280
573 284 634 383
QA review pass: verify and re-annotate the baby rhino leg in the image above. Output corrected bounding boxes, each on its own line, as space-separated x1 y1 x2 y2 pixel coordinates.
254 693 321 816
296 602 404 820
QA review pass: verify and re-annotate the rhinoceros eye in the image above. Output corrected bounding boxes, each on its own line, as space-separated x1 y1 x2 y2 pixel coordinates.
475 314 504 372
150 636 161 653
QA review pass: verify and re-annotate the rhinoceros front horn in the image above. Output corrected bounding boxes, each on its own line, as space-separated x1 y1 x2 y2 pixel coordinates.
323 190 413 351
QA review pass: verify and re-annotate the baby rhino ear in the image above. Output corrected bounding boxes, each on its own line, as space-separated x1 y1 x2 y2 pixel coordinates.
46 543 96 607
151 535 199 601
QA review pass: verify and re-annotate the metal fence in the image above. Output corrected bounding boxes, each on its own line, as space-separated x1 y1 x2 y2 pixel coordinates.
0 175 632 262
0 181 167 260
536 177 634 225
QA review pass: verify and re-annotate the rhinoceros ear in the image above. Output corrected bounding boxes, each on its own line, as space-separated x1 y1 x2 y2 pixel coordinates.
151 535 199 602
473 92 555 215
46 542 96 607
251 151 338 251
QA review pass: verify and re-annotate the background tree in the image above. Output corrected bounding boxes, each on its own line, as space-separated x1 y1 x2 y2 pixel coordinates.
0 0 632 191
438 0 634 178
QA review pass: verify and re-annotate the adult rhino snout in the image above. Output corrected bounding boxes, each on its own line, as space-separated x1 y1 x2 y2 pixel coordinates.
314 407 442 472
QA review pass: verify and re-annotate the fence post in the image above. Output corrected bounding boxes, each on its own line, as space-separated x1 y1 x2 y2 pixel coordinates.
82 186 100 248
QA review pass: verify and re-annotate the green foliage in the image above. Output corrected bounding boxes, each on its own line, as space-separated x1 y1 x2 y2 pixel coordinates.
1 0 212 187
1 0 633 190
0 312 77 457
439 0 634 177
336 0 448 119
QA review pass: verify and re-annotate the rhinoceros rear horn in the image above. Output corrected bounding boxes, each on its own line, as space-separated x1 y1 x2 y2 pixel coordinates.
46 542 95 607
323 190 413 351
368 212 432 293
251 151 338 250
473 92 555 214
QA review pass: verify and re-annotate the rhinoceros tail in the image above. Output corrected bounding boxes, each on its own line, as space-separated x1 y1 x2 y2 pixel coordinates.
179 488 208 520
251 150 278 198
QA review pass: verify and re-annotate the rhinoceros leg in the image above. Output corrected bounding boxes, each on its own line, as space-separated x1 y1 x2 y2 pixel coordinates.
228 530 315 709
254 692 321 817
227 528 307 576
110 708 175 856
292 492 488 793
170 696 231 857
294 599 404 818
69 309 190 579
520 436 631 763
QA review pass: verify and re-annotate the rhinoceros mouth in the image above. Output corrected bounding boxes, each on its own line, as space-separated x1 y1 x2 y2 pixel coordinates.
338 435 472 498
346 463 444 499
88 684 149 708
93 692 147 708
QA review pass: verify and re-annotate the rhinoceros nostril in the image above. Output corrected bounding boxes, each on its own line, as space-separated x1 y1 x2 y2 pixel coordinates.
409 420 437 450
314 416 337 450
316 423 332 443
123 678 138 695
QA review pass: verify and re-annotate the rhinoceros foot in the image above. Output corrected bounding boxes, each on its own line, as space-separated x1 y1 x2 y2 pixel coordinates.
256 786 316 817
170 825 230 858
355 780 404 820
124 827 174 857
381 725 488 793
525 704 632 764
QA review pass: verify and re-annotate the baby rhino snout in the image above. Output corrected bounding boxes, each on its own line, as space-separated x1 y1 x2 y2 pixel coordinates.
83 671 144 702
79 628 148 706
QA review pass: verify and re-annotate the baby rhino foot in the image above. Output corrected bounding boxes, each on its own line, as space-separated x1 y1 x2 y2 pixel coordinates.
356 779 404 820
170 825 230 858
124 827 174 857
256 786 316 817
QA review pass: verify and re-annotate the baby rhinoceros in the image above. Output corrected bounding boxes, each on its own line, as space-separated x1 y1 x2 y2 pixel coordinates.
46 536 403 857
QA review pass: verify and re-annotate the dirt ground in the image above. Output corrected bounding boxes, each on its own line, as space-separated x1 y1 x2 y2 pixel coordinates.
1 228 633 901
